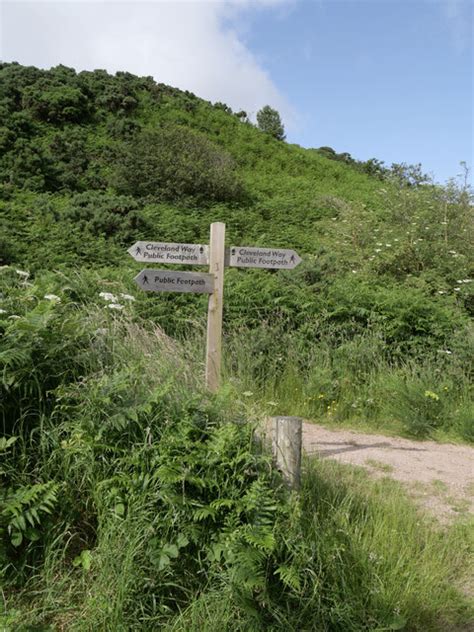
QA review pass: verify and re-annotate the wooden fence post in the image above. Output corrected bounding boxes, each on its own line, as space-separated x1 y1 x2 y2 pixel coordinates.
205 222 225 392
272 416 302 490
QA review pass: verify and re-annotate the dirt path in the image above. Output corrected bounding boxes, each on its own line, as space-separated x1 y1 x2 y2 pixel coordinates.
303 423 474 522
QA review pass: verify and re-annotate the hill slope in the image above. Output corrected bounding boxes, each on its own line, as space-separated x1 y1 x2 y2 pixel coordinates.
0 61 473 439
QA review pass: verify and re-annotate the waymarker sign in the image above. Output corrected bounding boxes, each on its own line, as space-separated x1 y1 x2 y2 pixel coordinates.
128 224 302 391
134 269 214 294
229 246 301 269
128 241 209 265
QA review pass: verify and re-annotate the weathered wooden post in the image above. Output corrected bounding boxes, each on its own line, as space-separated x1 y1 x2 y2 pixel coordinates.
272 416 302 490
205 222 226 392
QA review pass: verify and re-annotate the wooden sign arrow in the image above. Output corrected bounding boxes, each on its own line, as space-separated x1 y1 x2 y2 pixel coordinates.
229 246 302 269
134 269 214 294
128 241 209 265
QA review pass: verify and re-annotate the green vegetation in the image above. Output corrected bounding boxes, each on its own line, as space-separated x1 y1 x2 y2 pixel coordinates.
256 105 286 141
1 63 473 629
0 62 472 442
1 274 472 630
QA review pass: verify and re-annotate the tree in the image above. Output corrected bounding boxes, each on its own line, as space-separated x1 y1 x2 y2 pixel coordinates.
256 105 285 141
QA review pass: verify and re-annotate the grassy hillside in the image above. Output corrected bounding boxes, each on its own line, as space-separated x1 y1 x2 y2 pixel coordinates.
1 62 472 441
1 63 473 630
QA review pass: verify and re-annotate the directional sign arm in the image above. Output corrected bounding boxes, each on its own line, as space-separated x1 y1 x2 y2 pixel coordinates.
228 246 302 269
128 242 209 265
134 269 214 294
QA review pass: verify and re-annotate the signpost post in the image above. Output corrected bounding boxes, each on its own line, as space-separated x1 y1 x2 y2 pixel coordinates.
128 224 301 392
205 222 226 392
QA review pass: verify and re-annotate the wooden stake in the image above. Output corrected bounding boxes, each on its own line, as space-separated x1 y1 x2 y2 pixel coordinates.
272 416 302 490
205 222 225 392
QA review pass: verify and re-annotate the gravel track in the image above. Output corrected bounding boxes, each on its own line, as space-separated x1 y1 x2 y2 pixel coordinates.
303 423 474 522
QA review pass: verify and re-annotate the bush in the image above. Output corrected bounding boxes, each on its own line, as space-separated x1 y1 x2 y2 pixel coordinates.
22 82 91 123
61 191 148 241
113 125 245 204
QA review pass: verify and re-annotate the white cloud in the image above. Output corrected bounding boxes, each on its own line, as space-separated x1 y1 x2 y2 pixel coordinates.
0 0 295 125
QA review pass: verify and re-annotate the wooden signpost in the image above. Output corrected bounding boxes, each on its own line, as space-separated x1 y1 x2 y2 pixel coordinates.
129 223 302 392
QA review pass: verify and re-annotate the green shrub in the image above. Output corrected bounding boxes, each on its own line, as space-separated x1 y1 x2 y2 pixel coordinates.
21 82 90 123
113 125 246 204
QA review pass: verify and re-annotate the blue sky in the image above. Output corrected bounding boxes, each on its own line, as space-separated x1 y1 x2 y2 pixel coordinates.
236 0 473 183
1 0 472 183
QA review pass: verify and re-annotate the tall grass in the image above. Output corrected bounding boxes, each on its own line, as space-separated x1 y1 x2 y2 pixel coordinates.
223 324 474 442
164 459 474 632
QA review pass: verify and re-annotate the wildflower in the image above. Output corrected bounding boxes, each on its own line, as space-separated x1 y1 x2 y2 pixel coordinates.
351 269 357 273
318 394 325 399
437 290 446 294
375 248 382 253
94 328 108 335
385 243 392 247
15 269 29 278
448 250 457 254
0 308 6 314
120 293 135 301
266 401 277 407
99 291 118 302
44 293 61 302
242 391 253 397
462 279 472 283
8 315 20 320
424 390 439 401
454 287 461 292
107 303 124 310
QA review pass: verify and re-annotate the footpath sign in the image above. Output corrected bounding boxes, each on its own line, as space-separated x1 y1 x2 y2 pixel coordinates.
229 246 301 269
128 224 301 392
128 241 209 265
134 269 214 294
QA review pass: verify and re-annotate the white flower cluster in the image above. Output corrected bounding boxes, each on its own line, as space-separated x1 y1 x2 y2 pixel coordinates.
99 291 118 302
99 290 135 311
